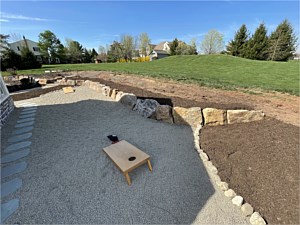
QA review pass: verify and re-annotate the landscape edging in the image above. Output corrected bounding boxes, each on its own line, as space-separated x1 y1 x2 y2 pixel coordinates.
77 79 267 225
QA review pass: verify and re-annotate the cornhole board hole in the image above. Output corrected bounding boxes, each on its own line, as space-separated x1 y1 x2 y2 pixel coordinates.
62 86 74 94
103 140 152 185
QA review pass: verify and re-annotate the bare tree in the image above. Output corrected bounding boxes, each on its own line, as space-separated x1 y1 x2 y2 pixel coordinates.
138 33 151 57
9 33 22 42
120 34 134 61
200 30 224 54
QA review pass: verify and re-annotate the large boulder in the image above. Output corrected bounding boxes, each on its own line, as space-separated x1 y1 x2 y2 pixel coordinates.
120 93 137 109
173 107 202 127
156 105 173 123
110 89 119 99
66 80 76 86
115 91 124 101
203 108 227 126
75 80 85 86
38 79 47 85
133 99 160 118
101 86 111 96
227 110 265 124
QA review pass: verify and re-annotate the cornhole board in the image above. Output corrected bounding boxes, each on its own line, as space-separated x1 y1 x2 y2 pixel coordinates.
103 140 152 185
62 86 74 94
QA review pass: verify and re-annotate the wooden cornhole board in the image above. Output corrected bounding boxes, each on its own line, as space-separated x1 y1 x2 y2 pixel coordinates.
62 86 74 94
103 140 152 185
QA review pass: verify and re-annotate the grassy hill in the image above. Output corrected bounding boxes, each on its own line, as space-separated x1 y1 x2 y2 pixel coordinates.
4 55 299 95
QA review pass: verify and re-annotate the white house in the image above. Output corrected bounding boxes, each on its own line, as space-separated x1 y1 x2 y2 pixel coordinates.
8 38 43 63
149 41 170 61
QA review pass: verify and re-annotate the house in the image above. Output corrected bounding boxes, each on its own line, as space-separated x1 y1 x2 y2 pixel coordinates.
8 38 43 63
149 41 170 61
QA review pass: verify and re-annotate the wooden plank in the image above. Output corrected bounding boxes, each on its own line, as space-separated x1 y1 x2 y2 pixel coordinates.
62 87 74 94
103 140 150 173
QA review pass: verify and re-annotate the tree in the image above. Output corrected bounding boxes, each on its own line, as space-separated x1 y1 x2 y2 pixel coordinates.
120 34 134 61
170 38 179 55
244 23 269 60
267 19 298 61
38 30 62 63
0 49 22 71
107 41 123 62
82 48 91 63
0 34 10 55
90 48 98 61
189 38 198 55
20 47 41 69
138 33 151 57
200 30 224 54
227 24 249 57
97 45 107 63
66 39 83 63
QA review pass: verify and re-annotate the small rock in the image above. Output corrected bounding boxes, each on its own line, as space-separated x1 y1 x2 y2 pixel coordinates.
199 152 209 161
250 212 266 225
209 165 218 174
232 196 243 207
120 93 137 109
216 181 229 191
224 189 236 198
241 203 254 217
205 161 213 167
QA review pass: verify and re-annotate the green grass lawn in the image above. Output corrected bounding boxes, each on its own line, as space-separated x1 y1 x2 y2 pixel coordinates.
3 55 299 95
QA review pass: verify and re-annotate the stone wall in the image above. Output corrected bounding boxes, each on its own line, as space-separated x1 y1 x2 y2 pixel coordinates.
0 96 14 127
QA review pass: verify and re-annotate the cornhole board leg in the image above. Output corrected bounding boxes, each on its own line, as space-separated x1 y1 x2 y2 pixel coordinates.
124 172 131 185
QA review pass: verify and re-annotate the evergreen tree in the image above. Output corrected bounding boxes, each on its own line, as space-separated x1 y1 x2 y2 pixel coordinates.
227 24 249 57
20 47 41 69
170 38 179 55
0 49 22 71
244 23 269 60
82 48 91 63
38 30 61 63
267 19 298 61
90 48 98 61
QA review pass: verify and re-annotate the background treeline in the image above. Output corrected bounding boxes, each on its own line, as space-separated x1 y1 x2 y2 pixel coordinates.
226 20 297 61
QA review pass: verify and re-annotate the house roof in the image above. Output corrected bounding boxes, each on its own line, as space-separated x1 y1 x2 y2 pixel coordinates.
154 41 168 51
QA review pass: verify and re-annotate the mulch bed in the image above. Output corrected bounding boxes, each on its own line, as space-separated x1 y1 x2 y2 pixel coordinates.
11 85 68 101
200 118 299 225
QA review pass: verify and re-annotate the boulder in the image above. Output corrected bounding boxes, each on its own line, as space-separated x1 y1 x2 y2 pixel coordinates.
57 79 67 85
224 189 236 199
75 80 85 86
203 108 227 126
38 79 47 85
155 105 173 123
111 89 119 99
133 99 160 118
173 107 202 128
115 91 124 101
66 80 76 86
101 86 111 96
84 80 91 87
120 93 137 109
232 196 243 207
227 110 265 124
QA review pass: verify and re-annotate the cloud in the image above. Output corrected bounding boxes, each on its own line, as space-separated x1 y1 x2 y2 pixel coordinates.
0 19 9 22
0 12 51 21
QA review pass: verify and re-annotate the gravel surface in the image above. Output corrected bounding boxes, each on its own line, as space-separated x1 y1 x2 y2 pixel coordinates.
1 86 249 224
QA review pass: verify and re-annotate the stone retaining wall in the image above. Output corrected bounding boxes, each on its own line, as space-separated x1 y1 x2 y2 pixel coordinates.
0 96 14 127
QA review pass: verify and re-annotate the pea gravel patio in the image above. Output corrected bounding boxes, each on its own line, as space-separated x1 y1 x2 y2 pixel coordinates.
1 86 249 224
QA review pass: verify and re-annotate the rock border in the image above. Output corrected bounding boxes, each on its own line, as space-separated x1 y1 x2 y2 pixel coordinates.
71 79 267 224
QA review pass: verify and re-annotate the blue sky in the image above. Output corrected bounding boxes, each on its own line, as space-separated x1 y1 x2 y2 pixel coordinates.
1 1 299 52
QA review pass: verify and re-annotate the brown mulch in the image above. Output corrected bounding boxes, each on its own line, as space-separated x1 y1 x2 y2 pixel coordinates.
11 85 69 101
200 118 299 225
